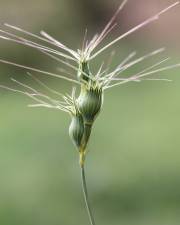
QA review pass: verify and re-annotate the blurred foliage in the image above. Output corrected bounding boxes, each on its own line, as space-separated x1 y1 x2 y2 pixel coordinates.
0 0 180 225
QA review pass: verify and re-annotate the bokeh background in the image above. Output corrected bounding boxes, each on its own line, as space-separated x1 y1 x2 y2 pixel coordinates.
0 0 180 225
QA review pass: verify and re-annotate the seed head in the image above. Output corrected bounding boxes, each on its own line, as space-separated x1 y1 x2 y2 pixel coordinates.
0 1 180 167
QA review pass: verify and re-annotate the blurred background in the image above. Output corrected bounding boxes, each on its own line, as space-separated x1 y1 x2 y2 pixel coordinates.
0 0 180 225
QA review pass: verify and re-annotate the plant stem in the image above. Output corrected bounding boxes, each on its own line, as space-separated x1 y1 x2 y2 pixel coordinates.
81 165 96 225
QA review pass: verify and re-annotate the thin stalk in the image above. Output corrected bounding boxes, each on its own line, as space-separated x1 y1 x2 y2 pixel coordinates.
81 165 96 225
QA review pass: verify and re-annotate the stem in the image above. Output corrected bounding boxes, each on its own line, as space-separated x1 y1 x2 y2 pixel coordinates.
81 165 96 225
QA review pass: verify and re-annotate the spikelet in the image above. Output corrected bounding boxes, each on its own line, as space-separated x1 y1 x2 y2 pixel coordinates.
69 108 84 150
78 61 91 82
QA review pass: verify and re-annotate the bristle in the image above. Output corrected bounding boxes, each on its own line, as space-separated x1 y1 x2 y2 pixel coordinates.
26 72 64 97
106 62 180 89
103 48 165 86
0 30 75 61
5 23 78 60
90 2 179 60
90 0 128 52
0 59 80 84
40 30 79 59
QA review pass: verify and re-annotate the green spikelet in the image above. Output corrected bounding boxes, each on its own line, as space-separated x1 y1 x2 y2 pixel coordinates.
69 112 84 149
78 61 91 82
81 123 92 150
77 82 103 124
77 81 103 151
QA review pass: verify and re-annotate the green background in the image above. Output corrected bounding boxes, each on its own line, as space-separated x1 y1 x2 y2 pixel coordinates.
0 0 180 224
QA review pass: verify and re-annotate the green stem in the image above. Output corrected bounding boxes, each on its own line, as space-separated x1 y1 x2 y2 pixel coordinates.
81 165 96 225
